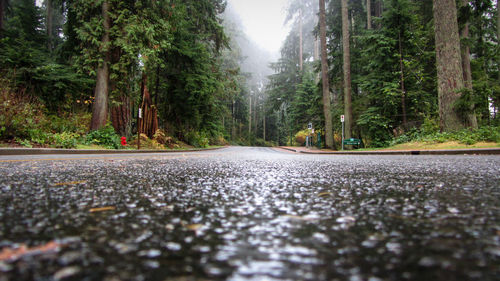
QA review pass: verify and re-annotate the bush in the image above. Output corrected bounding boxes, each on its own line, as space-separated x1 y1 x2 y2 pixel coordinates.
391 125 500 146
294 130 311 146
53 132 79 148
254 138 273 147
84 125 121 149
210 135 228 146
0 88 49 141
185 131 209 148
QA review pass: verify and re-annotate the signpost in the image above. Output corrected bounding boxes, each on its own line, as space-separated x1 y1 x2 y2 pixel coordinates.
138 108 142 150
341 115 345 150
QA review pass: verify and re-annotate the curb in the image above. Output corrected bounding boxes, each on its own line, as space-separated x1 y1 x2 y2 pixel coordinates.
0 146 225 156
278 147 298 153
278 147 500 155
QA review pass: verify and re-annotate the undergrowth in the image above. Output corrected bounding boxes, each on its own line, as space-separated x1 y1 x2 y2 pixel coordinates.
391 125 500 146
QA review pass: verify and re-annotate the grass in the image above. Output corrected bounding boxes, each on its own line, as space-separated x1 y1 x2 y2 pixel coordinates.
382 141 499 151
349 141 499 151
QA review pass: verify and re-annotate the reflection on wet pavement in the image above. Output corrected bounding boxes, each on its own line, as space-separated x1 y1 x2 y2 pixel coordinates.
0 147 499 280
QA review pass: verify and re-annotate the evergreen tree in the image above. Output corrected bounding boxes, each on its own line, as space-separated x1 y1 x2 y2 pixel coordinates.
433 0 474 131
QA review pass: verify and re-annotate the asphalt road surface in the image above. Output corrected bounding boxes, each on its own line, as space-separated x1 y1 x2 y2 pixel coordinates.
0 147 499 281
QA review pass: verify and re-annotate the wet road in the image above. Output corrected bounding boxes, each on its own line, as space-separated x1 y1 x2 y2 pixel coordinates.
0 146 499 281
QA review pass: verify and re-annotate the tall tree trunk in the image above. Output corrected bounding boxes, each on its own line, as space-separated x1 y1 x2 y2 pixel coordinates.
232 100 236 140
367 0 372 30
46 0 53 52
263 110 266 141
374 0 382 29
299 6 303 71
341 0 353 140
90 0 111 131
0 0 6 31
138 74 158 138
496 0 500 122
154 65 160 108
433 0 470 131
254 98 258 135
319 0 333 148
399 31 407 127
248 95 252 136
111 95 131 137
498 0 500 51
459 0 477 128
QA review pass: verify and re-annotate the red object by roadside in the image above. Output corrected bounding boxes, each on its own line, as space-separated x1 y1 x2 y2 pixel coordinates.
121 137 127 146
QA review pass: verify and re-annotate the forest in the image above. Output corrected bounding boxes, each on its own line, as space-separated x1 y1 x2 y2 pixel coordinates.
0 0 499 150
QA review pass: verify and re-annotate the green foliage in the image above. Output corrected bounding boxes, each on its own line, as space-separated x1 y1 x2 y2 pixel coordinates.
254 138 273 147
0 0 93 112
391 125 500 146
185 131 209 148
357 107 393 147
53 132 79 149
0 88 48 140
84 125 121 149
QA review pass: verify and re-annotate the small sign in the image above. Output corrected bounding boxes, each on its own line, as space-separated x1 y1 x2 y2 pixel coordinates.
308 123 312 130
341 115 345 123
138 108 142 119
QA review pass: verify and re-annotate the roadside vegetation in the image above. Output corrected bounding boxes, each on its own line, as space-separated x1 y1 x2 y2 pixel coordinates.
0 0 499 151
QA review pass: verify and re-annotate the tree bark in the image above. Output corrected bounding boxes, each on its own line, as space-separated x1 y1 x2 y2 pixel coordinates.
248 95 252 136
459 0 477 128
138 74 158 138
46 0 53 52
0 0 6 31
374 0 383 29
90 0 111 131
433 0 470 131
319 0 333 148
263 110 266 141
399 31 407 127
341 0 352 140
498 0 500 51
299 5 303 71
367 0 372 30
111 95 131 137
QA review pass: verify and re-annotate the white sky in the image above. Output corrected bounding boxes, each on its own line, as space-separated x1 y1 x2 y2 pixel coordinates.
228 0 291 57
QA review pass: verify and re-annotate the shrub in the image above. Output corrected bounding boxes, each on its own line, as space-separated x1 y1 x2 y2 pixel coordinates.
391 125 500 146
185 131 209 148
0 88 49 140
294 130 310 146
210 135 228 146
53 132 79 148
84 125 121 149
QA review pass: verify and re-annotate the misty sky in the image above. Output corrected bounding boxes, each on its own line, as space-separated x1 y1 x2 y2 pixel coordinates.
228 0 291 57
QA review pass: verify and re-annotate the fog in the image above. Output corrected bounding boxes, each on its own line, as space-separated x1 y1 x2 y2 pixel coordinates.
224 1 289 91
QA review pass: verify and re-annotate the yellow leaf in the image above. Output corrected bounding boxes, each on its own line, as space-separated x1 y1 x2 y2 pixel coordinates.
318 192 332 197
186 224 203 231
89 206 116 213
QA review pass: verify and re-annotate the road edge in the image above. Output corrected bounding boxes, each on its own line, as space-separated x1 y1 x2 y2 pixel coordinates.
276 147 500 155
0 146 226 156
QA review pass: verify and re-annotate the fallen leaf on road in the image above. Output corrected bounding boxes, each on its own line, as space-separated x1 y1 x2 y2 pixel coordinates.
283 215 316 221
318 192 332 197
52 181 87 187
0 241 63 262
89 206 116 213
53 266 81 280
186 224 203 231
